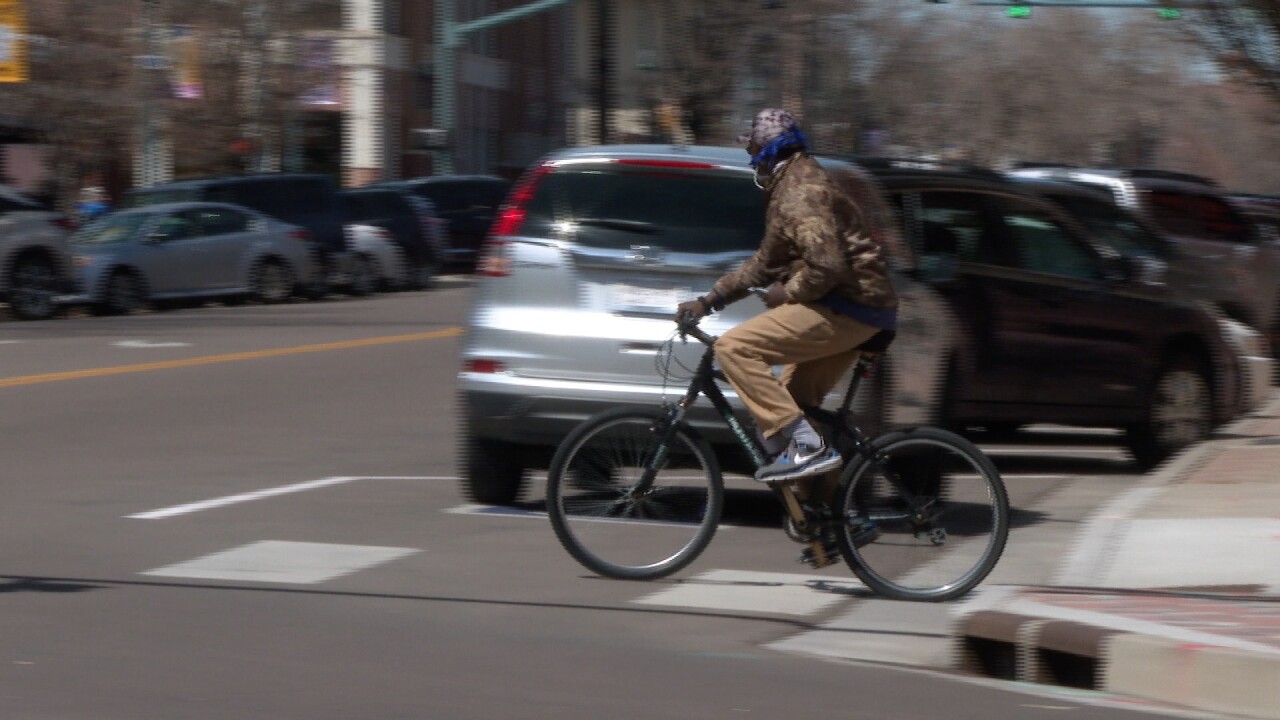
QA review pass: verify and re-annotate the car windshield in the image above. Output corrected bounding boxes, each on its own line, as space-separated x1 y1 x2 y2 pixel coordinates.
523 167 763 254
70 213 151 245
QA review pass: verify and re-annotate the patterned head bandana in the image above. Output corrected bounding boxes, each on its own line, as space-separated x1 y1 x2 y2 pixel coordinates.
737 108 808 168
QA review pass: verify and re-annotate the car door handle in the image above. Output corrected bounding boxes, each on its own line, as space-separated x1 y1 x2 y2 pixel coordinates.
620 342 665 355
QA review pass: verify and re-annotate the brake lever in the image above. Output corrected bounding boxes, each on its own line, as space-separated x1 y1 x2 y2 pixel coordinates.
675 311 701 344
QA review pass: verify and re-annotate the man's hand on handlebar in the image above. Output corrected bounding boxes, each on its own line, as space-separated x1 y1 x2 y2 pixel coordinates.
675 298 710 324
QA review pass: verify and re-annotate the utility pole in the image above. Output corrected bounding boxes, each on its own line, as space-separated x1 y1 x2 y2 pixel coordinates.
431 0 573 174
245 0 269 174
136 0 170 187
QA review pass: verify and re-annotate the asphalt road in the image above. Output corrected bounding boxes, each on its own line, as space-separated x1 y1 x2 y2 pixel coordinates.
0 283 1198 719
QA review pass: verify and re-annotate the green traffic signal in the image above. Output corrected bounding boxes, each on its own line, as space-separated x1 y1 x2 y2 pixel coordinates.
1007 5 1031 18
1157 7 1181 19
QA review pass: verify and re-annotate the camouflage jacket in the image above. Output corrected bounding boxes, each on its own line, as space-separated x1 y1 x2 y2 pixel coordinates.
711 153 899 311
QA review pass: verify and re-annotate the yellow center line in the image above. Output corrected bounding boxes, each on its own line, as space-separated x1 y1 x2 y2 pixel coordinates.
0 327 464 390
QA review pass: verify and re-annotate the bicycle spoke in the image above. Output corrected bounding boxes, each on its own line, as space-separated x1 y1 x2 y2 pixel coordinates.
547 411 723 579
835 427 1008 601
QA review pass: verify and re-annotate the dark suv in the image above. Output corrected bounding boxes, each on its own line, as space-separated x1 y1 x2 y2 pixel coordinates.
854 157 1269 462
339 187 444 290
458 146 1265 504
377 175 510 269
125 174 345 296
1007 166 1280 357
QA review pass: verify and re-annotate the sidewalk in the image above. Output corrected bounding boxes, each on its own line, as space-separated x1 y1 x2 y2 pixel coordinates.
951 392 1280 719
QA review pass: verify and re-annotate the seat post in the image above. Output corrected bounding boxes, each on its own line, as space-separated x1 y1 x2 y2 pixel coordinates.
839 353 879 412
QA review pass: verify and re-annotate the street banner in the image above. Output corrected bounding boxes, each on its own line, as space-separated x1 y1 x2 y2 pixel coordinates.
169 26 203 99
298 37 339 107
0 0 28 83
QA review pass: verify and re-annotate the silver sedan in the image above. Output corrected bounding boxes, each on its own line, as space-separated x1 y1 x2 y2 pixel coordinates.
62 202 322 314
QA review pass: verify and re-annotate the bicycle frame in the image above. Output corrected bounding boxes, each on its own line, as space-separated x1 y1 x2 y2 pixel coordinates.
649 319 934 533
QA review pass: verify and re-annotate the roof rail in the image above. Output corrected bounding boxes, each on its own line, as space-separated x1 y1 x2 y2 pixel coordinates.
1009 161 1078 170
830 155 1005 181
1120 168 1218 187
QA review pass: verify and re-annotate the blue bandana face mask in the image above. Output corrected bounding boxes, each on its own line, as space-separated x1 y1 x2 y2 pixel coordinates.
749 128 809 169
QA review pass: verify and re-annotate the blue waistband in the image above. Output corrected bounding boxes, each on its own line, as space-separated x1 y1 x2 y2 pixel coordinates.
815 293 898 331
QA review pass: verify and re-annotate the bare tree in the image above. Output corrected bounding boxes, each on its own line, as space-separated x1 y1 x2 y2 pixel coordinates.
2 0 137 210
1183 0 1280 106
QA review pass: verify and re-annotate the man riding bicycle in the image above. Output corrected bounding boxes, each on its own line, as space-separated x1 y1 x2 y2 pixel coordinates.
676 108 899 486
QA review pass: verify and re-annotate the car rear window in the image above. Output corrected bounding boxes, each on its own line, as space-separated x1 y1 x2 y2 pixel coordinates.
522 168 763 254
1145 190 1253 244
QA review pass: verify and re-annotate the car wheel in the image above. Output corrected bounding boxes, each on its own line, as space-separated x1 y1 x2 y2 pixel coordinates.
345 254 378 297
463 437 527 505
250 260 292 304
1126 354 1212 470
7 256 61 321
94 270 146 316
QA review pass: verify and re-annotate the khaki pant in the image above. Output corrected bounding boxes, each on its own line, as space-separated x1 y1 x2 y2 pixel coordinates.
715 302 880 440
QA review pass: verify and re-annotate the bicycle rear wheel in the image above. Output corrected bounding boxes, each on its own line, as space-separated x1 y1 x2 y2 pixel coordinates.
834 426 1008 601
546 408 723 580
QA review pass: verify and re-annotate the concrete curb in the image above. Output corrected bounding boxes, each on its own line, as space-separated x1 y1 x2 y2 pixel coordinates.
950 391 1280 717
953 605 1280 719
1104 634 1280 720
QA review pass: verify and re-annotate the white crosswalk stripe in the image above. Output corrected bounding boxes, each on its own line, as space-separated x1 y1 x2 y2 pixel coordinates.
633 569 863 616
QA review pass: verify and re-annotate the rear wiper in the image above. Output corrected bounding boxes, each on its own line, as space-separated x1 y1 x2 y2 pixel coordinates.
575 218 658 234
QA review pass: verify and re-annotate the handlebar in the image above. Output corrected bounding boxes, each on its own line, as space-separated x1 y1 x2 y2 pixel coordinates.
675 312 717 346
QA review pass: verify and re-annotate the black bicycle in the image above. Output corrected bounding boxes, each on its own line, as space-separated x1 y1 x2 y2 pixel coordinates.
545 315 1009 601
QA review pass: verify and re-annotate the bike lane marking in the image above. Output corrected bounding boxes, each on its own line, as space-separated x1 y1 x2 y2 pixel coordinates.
127 476 452 519
0 327 463 390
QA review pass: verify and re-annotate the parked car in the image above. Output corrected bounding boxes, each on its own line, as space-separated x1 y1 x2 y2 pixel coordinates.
457 146 1269 505
344 223 424 292
377 175 510 269
62 202 318 314
1006 166 1280 358
125 174 349 297
0 185 76 320
339 186 445 291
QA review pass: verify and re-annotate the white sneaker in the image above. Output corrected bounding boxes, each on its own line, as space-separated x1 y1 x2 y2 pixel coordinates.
755 439 842 483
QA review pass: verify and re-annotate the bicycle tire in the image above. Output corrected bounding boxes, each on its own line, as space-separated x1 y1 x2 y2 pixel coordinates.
546 408 723 580
833 426 1008 601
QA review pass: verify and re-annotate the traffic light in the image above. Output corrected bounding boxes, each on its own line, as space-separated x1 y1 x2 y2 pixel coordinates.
1157 7 1181 19
1007 4 1032 18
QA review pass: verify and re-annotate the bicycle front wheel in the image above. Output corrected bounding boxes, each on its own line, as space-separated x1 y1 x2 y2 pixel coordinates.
834 426 1008 601
546 408 723 580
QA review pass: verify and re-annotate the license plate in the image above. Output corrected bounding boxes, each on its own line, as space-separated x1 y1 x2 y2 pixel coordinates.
611 284 688 313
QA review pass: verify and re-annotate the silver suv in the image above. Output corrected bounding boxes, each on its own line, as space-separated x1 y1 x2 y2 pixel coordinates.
1006 167 1280 356
457 146 949 504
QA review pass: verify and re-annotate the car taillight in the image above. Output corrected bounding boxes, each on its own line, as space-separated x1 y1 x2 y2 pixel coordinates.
489 162 552 238
52 217 77 230
289 229 310 242
481 163 552 278
462 358 506 374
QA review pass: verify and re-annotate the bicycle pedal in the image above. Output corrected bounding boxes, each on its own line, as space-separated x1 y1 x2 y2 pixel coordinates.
798 541 839 569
